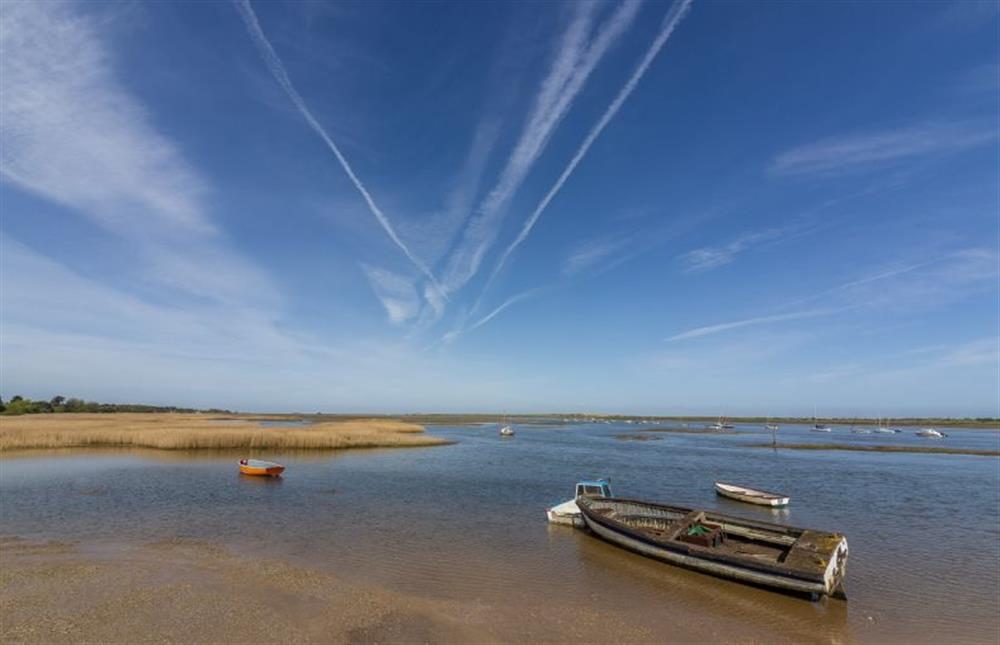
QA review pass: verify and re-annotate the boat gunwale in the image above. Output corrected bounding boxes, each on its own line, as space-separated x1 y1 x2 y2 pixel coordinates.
576 497 838 584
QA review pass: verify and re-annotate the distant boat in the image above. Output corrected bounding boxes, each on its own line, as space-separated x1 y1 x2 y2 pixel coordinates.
811 405 832 432
715 482 790 507
576 496 848 599
874 417 902 433
238 458 285 477
498 413 515 437
708 415 733 431
764 423 780 431
546 479 613 527
916 428 946 438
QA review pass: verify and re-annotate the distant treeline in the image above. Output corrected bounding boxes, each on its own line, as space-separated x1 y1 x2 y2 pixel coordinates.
0 395 232 416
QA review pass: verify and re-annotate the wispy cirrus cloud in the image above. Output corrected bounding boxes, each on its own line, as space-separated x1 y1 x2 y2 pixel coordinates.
480 0 694 299
942 336 999 366
439 0 642 296
362 265 421 325
562 234 633 276
770 121 997 177
0 1 276 306
234 0 442 295
678 226 788 273
0 2 210 237
668 247 998 342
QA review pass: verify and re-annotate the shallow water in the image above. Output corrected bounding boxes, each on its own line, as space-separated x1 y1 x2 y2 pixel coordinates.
2 422 998 643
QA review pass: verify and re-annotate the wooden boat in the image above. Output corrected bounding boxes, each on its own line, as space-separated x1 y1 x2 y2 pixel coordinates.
715 482 790 507
576 496 848 599
238 458 285 477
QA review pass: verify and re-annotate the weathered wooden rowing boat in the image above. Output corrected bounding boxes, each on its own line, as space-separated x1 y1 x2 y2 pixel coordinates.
576 496 848 599
238 458 285 477
715 481 790 507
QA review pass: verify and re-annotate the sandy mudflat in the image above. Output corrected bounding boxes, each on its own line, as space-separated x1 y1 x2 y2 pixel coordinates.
0 536 659 644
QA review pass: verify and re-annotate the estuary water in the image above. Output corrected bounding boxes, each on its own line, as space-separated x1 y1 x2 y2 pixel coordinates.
2 422 998 643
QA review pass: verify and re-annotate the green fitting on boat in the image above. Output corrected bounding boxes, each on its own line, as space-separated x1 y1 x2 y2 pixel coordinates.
687 525 711 536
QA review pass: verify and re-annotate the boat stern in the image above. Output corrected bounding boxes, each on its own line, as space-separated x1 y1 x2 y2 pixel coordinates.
823 536 849 599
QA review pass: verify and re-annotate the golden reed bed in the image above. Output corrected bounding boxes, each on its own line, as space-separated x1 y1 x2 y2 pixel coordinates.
0 413 449 452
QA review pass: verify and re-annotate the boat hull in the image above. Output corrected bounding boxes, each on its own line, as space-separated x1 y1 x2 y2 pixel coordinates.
239 463 285 477
715 482 789 507
546 499 584 527
578 498 847 599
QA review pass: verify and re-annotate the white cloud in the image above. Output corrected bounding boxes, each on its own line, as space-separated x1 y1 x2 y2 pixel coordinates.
562 235 631 276
942 337 998 367
0 1 278 307
667 248 999 342
678 227 786 273
770 122 997 176
362 265 420 324
0 2 211 237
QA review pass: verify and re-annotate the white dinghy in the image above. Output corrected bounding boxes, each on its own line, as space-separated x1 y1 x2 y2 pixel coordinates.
715 482 790 507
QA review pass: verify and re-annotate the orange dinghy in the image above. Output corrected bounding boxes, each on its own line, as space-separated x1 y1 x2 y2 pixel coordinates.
238 458 285 477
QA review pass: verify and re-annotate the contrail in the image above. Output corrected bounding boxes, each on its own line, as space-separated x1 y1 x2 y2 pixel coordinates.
476 0 694 309
233 0 441 293
438 0 641 295
442 288 544 344
666 308 838 342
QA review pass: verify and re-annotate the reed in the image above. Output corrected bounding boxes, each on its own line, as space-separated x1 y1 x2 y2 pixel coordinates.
0 413 449 452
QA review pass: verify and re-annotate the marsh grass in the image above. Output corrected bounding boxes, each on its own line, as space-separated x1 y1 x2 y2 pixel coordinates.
0 413 449 452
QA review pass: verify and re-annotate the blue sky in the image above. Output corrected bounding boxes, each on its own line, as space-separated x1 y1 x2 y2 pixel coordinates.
2 0 997 416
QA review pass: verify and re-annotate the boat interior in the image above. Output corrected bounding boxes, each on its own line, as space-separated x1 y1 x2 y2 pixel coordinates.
584 500 801 564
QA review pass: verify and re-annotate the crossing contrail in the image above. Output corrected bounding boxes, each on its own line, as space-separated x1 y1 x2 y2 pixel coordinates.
234 0 442 293
477 0 694 310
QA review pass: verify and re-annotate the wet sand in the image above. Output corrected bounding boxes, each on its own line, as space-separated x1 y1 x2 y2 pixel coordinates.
0 536 749 644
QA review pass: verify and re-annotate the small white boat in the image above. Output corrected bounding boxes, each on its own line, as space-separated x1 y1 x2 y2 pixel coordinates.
851 427 872 434
811 425 833 433
715 482 790 507
546 479 612 527
916 428 946 438
499 425 515 436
